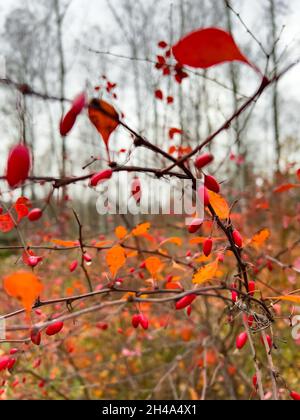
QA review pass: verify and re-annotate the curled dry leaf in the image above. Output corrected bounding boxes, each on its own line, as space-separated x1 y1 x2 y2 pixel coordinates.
88 99 119 155
193 258 220 285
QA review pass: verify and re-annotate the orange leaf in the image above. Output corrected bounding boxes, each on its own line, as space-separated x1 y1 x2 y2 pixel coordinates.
106 246 126 278
159 237 182 247
4 271 43 314
173 28 251 69
190 236 224 245
267 295 300 304
115 226 128 240
193 259 219 285
0 213 14 233
249 228 270 250
145 257 164 279
273 183 300 193
88 99 119 149
51 239 79 248
94 240 114 248
207 191 230 220
132 222 151 237
166 282 183 290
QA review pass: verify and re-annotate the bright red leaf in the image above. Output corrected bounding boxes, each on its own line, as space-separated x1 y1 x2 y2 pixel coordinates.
172 28 251 69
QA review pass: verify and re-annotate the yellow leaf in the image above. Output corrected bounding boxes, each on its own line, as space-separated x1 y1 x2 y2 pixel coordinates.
145 257 164 279
132 222 151 237
249 228 270 250
159 237 182 247
207 191 230 220
51 239 79 247
268 295 300 304
4 271 43 315
115 226 128 240
106 246 126 278
193 259 219 285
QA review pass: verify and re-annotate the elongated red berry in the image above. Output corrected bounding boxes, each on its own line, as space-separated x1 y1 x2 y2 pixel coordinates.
231 283 238 303
28 208 43 222
69 260 78 273
60 109 77 136
132 314 141 329
31 330 41 346
291 391 300 401
0 356 10 372
205 175 220 193
248 281 256 297
198 186 210 207
203 238 213 257
261 334 272 349
176 294 197 310
90 169 113 187
45 321 64 336
195 153 214 170
236 332 248 350
9 348 18 356
71 92 86 115
232 229 243 248
244 314 254 328
6 144 31 188
7 358 16 370
188 218 203 234
252 374 258 389
140 314 149 330
83 253 92 263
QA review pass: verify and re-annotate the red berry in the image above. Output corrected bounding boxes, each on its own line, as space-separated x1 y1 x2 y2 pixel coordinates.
97 322 109 331
232 229 243 248
83 253 92 263
28 208 43 222
188 218 203 234
140 314 149 330
236 332 248 350
71 92 86 115
132 314 141 329
90 169 113 187
0 356 10 371
45 321 64 336
176 294 197 310
244 314 254 328
9 348 18 356
6 144 31 188
195 153 214 170
205 175 220 193
252 374 258 389
291 391 300 401
60 109 77 136
261 334 272 350
69 260 78 273
248 281 256 297
203 238 213 257
7 358 16 370
28 256 43 268
198 186 210 207
155 89 164 100
31 330 42 346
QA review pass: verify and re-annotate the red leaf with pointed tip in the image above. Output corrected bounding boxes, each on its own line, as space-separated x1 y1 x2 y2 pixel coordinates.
173 28 251 69
0 213 14 233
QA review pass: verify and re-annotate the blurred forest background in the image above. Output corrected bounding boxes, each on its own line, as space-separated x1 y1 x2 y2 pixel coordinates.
0 0 299 227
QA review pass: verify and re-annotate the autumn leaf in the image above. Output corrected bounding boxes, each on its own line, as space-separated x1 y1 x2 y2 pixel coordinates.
132 222 151 237
88 99 119 154
94 240 114 248
273 183 300 193
249 228 270 250
172 28 251 70
190 236 224 245
115 226 128 240
51 239 79 248
207 190 230 220
106 246 127 278
14 197 31 222
4 271 43 315
0 213 15 233
145 257 164 279
267 295 300 305
193 259 220 285
159 237 182 247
